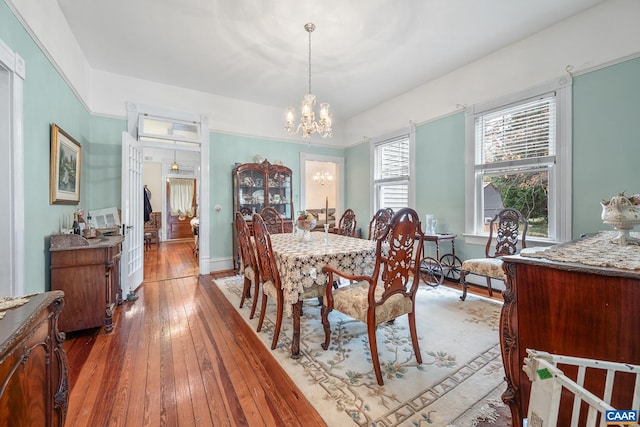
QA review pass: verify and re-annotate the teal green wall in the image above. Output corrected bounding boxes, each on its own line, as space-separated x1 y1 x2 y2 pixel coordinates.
2 1 93 293
4 0 640 293
414 113 468 258
344 143 371 235
572 57 640 236
88 116 127 209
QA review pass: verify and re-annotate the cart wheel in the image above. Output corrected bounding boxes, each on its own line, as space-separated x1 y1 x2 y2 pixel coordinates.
439 254 463 282
419 257 444 287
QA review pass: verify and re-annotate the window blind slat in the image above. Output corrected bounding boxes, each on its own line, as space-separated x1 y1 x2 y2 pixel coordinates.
478 96 556 165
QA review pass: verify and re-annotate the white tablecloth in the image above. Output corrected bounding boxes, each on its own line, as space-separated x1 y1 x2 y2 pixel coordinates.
269 232 378 316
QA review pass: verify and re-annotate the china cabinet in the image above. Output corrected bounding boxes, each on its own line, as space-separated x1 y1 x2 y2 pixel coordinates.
232 159 294 270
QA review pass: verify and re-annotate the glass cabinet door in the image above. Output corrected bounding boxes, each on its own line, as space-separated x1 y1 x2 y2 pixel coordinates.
237 169 265 216
268 170 292 220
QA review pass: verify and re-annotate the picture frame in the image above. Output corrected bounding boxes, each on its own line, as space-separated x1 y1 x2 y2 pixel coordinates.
50 123 82 205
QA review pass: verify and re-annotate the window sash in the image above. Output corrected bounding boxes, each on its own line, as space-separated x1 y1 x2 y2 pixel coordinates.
476 95 556 166
374 135 410 181
375 181 409 211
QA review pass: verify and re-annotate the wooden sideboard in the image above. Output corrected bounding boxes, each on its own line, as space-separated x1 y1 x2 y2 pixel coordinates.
0 291 69 426
500 251 640 427
50 234 123 333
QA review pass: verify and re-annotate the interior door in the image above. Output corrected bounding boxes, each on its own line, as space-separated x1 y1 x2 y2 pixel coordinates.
121 131 144 293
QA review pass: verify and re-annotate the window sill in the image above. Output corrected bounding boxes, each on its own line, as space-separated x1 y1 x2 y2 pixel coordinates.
462 233 561 248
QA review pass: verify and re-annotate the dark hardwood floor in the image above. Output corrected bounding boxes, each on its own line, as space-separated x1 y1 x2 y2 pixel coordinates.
143 239 200 282
63 240 510 427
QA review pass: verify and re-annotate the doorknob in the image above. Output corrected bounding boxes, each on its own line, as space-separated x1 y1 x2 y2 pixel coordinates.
122 224 134 236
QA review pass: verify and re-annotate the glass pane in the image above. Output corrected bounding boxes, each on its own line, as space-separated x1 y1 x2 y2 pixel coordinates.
139 116 200 142
375 137 410 180
378 183 408 212
482 169 548 238
238 170 264 214
268 171 292 219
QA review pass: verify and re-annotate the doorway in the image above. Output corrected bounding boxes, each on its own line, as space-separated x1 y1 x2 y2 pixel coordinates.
143 147 200 281
300 153 345 218
126 102 210 284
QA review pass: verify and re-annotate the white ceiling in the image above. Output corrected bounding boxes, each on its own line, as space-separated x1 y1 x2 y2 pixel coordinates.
57 0 605 122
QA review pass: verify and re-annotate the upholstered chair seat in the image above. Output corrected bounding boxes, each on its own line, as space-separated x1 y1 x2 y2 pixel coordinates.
460 258 506 281
331 280 412 324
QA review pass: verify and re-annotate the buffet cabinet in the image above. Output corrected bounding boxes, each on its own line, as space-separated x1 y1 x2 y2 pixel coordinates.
50 234 123 333
232 159 294 269
500 251 640 427
0 291 69 426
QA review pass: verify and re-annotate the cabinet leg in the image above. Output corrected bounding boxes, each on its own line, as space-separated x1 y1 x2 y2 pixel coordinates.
105 305 114 333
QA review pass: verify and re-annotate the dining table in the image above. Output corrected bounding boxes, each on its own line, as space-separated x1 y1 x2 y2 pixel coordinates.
268 231 379 358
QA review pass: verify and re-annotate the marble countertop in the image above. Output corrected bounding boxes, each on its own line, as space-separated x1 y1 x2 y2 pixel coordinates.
50 233 123 251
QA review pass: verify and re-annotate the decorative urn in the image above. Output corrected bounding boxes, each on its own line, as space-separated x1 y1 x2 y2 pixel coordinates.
601 192 640 246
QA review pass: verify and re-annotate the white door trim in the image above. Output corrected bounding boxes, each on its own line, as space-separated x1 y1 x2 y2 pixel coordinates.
0 38 25 296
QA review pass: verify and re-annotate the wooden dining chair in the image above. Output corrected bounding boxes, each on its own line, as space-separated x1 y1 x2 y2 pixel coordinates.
252 213 285 350
321 207 425 385
336 208 357 237
260 206 284 234
368 208 393 240
235 211 260 319
459 208 528 301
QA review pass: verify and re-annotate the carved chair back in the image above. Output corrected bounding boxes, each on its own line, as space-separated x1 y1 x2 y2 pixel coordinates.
235 211 257 275
260 206 284 234
486 208 529 258
337 208 357 237
374 208 424 305
251 213 280 286
368 208 394 240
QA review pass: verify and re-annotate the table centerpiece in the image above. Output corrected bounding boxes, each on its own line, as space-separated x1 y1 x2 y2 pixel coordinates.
296 211 317 241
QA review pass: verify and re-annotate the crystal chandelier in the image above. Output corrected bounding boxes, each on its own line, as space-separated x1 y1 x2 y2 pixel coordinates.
285 23 333 139
312 171 333 185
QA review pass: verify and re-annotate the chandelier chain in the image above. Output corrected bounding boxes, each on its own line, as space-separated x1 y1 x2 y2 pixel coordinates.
308 25 312 95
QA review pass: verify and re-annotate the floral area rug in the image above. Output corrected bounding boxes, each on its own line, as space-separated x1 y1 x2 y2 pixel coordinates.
213 276 509 427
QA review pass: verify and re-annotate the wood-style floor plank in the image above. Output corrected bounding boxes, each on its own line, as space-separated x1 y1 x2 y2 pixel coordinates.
63 241 326 427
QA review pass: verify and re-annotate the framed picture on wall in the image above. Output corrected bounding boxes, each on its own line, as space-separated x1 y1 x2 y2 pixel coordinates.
50 123 82 205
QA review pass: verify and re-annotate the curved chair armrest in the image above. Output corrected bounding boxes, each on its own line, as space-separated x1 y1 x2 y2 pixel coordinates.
321 264 371 284
321 264 374 307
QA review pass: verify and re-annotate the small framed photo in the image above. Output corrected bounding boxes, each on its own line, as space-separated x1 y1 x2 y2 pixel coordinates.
50 123 82 205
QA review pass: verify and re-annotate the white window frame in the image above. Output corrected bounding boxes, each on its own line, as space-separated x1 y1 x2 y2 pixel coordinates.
464 77 572 245
370 125 416 213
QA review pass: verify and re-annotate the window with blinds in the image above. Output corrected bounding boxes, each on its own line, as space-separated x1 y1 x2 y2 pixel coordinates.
473 93 558 238
373 135 410 212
